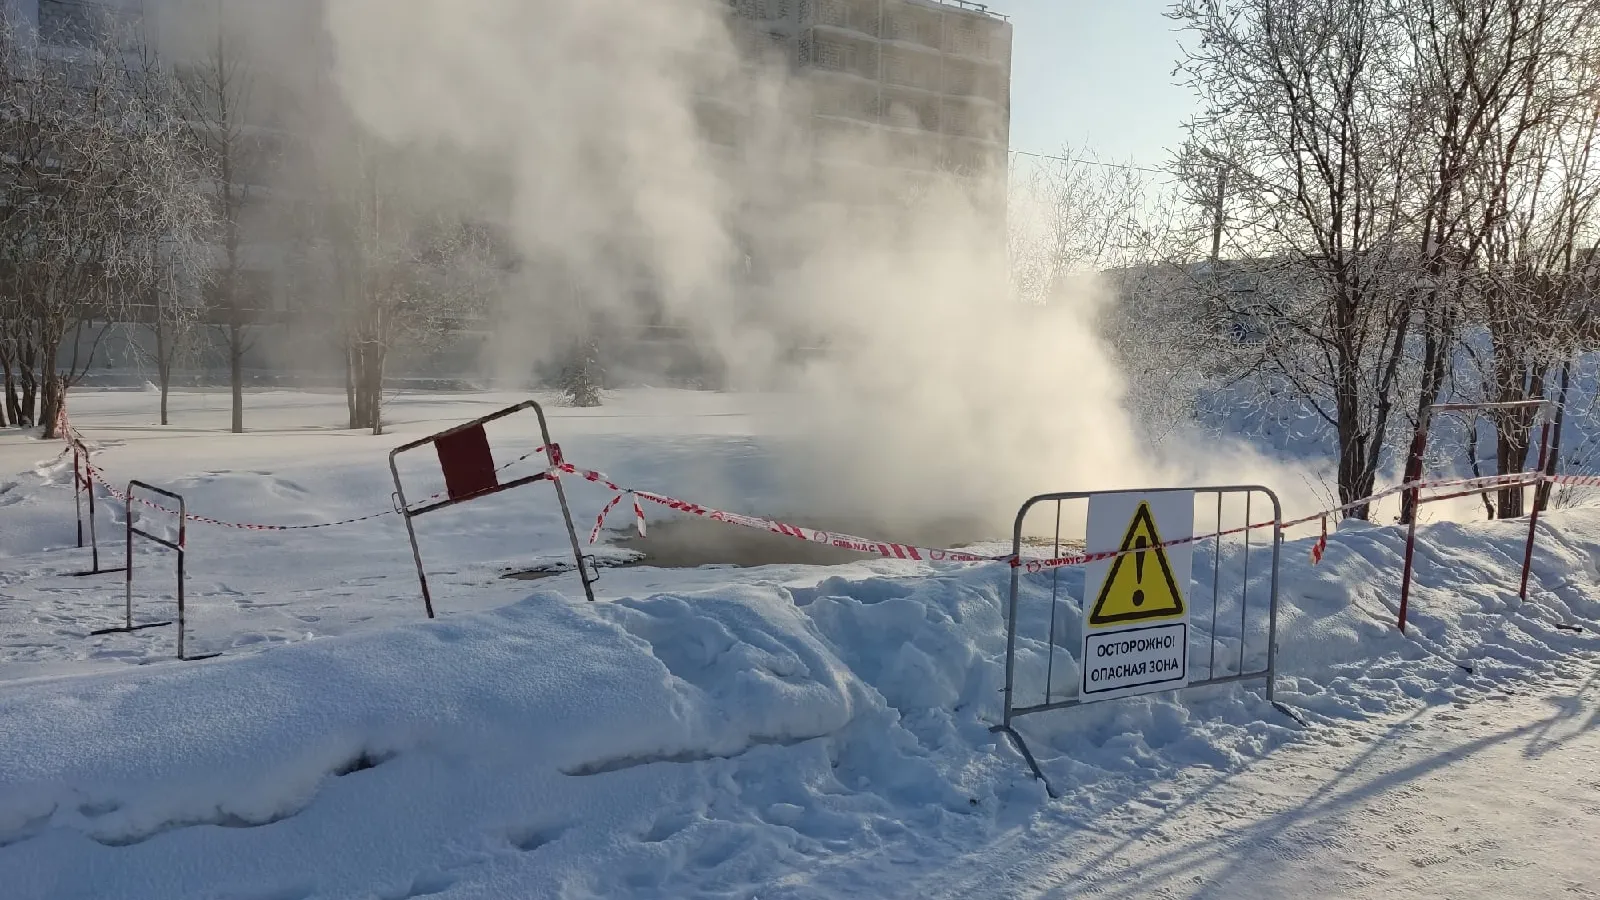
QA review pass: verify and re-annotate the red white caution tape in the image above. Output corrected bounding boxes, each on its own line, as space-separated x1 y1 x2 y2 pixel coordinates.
56 405 555 532
563 460 1600 573
553 462 1002 563
49 399 1600 567
553 462 1005 563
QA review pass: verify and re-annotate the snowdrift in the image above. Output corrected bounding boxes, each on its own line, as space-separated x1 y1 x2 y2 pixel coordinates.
5 499 1600 898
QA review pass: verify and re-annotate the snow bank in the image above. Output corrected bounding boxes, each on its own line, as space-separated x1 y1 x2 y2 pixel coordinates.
6 500 1600 898
5 389 1600 898
0 577 1007 899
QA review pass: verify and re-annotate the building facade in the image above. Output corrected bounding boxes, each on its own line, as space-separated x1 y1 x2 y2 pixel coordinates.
721 0 1013 210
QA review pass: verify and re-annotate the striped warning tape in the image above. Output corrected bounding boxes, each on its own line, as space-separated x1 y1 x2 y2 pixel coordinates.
57 410 554 532
555 462 1005 564
564 461 1600 574
50 404 1600 568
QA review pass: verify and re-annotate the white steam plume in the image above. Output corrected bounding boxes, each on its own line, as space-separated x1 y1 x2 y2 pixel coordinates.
320 0 1322 537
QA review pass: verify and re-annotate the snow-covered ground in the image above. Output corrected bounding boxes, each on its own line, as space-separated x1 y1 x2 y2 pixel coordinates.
3 388 1600 899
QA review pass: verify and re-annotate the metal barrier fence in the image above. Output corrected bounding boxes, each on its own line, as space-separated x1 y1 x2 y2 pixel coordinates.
67 438 125 578
89 481 215 661
389 400 596 617
1399 400 1555 633
992 485 1287 792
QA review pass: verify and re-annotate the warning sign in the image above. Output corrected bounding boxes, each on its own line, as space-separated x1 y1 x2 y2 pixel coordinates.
1087 502 1186 626
1081 492 1194 702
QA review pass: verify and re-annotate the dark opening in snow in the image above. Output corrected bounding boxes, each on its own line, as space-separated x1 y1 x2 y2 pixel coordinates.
502 514 1072 578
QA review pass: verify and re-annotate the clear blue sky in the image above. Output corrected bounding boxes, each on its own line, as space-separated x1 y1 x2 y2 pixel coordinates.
998 0 1194 168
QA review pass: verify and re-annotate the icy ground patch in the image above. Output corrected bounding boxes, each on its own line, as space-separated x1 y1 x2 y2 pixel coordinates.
3 389 1600 899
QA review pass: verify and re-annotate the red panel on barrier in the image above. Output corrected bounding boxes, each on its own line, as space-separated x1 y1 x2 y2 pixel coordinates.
436 424 498 500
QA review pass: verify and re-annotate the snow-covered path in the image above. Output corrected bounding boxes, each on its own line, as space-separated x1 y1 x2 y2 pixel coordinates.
914 662 1600 899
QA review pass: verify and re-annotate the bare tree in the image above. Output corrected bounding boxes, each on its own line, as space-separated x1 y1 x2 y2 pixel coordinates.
1384 0 1593 521
1174 0 1427 518
1440 0 1600 517
177 2 266 434
147 246 205 425
291 135 494 434
0 10 211 439
1008 147 1159 306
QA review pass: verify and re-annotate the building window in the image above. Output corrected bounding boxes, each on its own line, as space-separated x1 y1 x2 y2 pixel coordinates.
943 17 994 60
882 50 939 91
811 37 875 77
883 6 939 47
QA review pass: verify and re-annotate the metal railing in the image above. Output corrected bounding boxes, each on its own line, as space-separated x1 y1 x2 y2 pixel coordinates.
992 485 1287 794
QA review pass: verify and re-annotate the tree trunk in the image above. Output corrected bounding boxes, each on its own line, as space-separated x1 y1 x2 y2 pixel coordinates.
1334 345 1372 519
1 349 16 427
345 343 358 429
18 355 37 428
3 364 18 427
368 345 386 436
1466 420 1496 519
38 366 63 441
1400 303 1453 525
229 320 244 434
155 318 171 426
1496 430 1529 518
345 340 384 433
1493 368 1543 519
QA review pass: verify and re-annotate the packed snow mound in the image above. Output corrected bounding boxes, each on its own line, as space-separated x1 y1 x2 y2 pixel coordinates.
0 579 1012 899
6 384 1600 898
7 503 1600 898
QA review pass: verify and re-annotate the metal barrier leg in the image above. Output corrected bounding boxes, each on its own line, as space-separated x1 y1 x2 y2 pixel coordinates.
1238 493 1252 677
1265 492 1282 704
178 545 186 660
1398 485 1420 634
1001 508 1026 730
1043 501 1062 707
988 723 1056 798
91 485 170 636
123 492 133 630
392 479 436 620
69 455 125 578
1208 493 1222 679
74 450 84 549
551 475 597 603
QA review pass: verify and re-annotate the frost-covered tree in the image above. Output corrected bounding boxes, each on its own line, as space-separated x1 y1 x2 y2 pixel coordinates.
1173 0 1428 518
558 334 605 408
176 2 274 435
0 9 212 438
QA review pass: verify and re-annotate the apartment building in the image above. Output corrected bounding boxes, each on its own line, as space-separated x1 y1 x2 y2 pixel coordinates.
723 0 1013 210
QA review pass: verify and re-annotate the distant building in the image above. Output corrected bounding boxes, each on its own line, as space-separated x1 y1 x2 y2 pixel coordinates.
722 0 1013 212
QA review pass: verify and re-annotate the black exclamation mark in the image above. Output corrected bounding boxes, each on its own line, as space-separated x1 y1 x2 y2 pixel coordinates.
1132 536 1147 606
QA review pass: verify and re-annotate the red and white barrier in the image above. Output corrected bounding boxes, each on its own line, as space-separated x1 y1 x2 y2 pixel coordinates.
47 401 1600 575
556 462 1003 564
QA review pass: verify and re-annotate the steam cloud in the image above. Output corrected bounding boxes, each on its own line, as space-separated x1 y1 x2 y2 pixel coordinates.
87 0 1318 543
312 0 1328 536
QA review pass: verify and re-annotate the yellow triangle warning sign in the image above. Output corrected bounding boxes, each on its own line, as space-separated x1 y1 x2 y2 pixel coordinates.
1088 502 1186 627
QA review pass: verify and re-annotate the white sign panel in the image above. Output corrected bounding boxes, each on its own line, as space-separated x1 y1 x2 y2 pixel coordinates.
1080 491 1194 702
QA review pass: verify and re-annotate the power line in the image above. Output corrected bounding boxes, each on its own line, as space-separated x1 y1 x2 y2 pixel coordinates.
1011 147 1164 173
